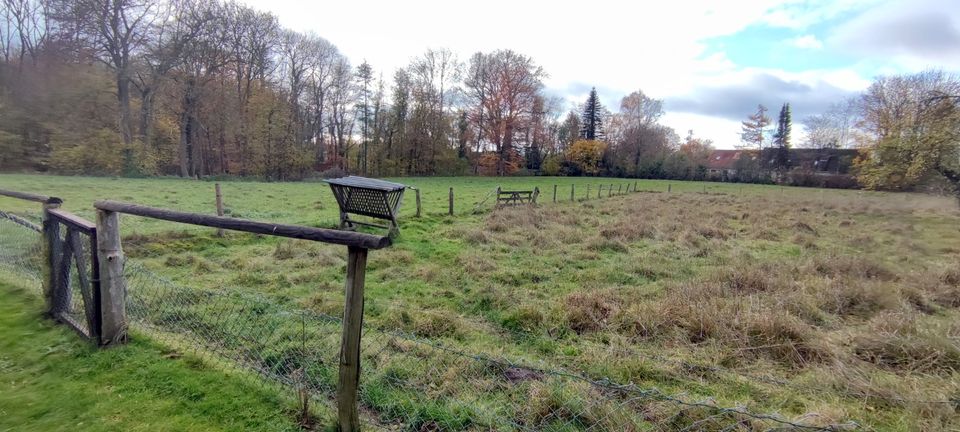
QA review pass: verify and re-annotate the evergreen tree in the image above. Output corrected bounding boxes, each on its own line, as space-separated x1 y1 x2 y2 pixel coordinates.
772 103 792 170
580 87 605 140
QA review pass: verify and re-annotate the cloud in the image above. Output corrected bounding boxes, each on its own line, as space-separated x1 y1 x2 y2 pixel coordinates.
788 35 823 49
665 72 858 123
829 0 960 67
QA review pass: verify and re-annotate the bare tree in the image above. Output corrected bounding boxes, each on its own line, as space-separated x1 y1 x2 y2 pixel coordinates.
2 0 49 66
803 98 858 149
133 0 210 151
302 34 338 166
465 49 544 175
327 56 354 171
70 0 157 174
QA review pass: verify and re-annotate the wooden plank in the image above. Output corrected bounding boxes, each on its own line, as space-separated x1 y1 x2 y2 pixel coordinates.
337 246 368 432
414 188 421 218
48 208 95 233
94 200 391 250
42 203 62 316
96 209 128 346
69 229 95 339
0 189 62 205
90 227 102 345
215 183 225 237
0 210 41 232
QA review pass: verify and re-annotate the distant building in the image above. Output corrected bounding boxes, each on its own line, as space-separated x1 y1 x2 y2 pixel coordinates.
705 148 861 187
705 150 758 180
782 148 859 174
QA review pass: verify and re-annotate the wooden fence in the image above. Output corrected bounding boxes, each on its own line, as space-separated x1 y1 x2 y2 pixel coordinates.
0 189 391 432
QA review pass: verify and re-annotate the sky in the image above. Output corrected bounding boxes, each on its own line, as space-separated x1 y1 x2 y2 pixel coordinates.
243 0 960 148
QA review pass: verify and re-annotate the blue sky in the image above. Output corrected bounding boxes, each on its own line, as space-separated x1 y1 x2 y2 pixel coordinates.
248 0 959 148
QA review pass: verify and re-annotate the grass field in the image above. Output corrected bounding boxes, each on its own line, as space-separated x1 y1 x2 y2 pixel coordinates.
0 276 304 432
1 173 959 430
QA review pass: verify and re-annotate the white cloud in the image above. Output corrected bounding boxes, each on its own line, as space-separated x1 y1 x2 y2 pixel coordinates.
829 0 960 69
235 0 946 147
788 35 823 49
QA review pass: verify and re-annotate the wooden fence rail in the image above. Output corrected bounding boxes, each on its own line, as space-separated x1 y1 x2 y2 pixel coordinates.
91 200 389 431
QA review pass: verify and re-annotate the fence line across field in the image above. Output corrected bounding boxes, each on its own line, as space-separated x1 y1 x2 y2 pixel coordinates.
0 186 888 431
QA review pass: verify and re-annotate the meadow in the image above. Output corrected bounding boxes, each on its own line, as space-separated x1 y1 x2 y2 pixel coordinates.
1 173 959 431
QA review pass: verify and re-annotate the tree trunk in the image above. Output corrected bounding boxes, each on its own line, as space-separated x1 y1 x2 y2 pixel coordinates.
117 69 135 175
138 85 156 150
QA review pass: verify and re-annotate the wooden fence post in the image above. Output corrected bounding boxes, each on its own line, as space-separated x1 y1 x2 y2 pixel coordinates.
668 184 672 193
96 209 128 345
42 201 62 316
597 184 602 199
586 184 590 200
618 184 622 195
570 184 575 201
553 185 557 203
215 183 225 237
337 246 368 432
608 184 613 197
634 181 637 192
415 189 422 217
448 187 454 216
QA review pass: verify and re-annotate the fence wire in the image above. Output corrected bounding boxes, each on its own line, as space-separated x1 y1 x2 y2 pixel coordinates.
121 256 856 431
1 209 860 431
0 211 43 288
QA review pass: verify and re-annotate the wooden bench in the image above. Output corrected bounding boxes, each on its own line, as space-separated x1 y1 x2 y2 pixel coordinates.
495 187 540 208
325 176 407 236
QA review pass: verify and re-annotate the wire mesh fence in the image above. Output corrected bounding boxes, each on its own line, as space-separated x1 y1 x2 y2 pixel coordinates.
1 206 860 431
120 255 856 431
0 210 43 288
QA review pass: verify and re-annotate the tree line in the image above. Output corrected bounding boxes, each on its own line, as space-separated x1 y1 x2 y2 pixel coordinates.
734 70 959 195
0 0 957 197
0 0 710 181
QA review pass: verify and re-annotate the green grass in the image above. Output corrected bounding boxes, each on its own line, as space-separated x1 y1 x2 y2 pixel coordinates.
0 276 304 432
1 173 959 430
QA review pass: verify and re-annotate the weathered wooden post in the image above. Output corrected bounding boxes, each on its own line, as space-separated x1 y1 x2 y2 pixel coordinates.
668 184 672 193
634 181 637 192
215 183 225 237
618 184 622 195
553 185 557 203
96 209 128 345
41 198 63 316
597 184 602 199
415 188 422 217
337 246 368 432
586 184 591 200
570 184 575 201
608 184 613 197
448 187 454 216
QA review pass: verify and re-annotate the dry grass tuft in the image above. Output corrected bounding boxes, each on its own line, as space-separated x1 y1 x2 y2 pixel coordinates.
565 290 621 333
811 255 896 281
851 312 960 374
